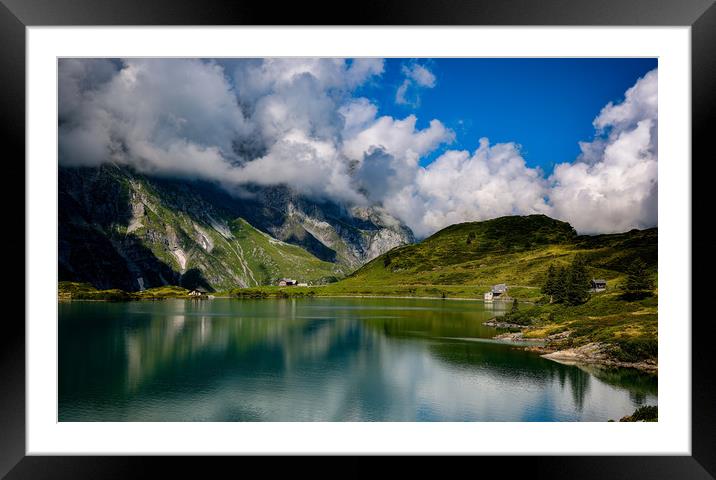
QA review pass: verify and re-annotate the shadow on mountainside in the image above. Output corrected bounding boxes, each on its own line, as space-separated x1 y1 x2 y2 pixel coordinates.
59 165 189 291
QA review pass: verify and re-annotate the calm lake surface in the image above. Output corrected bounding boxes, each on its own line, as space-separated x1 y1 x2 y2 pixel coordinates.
59 297 657 421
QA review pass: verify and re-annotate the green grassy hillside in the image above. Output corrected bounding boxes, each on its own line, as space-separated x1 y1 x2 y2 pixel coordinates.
228 218 342 285
320 215 656 299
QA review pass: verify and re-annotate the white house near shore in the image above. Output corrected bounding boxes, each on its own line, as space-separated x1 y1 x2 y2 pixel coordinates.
492 284 508 296
484 284 508 302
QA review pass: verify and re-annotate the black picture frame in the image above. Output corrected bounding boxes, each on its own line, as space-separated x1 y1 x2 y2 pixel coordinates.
1 0 713 476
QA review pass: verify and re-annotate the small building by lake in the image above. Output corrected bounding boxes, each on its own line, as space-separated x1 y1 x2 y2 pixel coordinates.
492 284 508 297
591 279 607 292
278 278 297 286
485 284 508 302
188 287 208 297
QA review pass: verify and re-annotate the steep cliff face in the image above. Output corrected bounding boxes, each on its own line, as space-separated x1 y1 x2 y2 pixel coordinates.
59 164 414 291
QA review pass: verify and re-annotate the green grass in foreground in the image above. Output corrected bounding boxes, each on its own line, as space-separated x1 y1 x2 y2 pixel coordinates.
59 282 192 300
511 292 658 363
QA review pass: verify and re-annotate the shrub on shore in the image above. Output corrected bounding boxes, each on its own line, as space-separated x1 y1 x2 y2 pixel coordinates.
617 405 658 422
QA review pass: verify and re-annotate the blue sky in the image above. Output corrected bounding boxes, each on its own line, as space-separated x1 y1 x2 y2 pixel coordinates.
356 58 657 173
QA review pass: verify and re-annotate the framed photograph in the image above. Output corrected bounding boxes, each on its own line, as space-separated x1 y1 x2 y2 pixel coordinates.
3 0 713 475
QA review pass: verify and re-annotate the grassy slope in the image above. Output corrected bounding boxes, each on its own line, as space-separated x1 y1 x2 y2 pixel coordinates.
229 218 343 285
226 214 656 298
59 281 193 300
316 215 656 300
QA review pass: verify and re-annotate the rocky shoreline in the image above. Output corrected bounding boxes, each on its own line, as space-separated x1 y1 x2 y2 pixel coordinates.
538 343 658 372
483 319 657 373
482 318 529 329
493 331 545 343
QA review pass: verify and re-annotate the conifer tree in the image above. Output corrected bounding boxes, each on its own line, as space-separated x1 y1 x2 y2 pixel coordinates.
543 264 558 302
553 267 568 304
625 258 653 297
566 254 590 305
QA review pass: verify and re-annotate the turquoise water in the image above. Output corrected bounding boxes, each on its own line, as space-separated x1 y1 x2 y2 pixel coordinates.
59 297 657 421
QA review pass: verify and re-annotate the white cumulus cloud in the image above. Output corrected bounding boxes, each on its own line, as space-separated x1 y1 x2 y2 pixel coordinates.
549 68 658 233
395 62 437 107
59 58 253 178
382 138 551 237
404 63 436 88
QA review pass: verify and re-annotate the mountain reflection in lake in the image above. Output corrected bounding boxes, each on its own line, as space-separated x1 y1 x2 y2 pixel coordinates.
59 298 656 421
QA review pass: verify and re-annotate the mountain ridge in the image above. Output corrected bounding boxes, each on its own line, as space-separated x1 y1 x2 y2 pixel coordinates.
59 164 413 291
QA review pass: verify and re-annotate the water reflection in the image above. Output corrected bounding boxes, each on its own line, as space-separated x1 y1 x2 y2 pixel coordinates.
59 298 657 421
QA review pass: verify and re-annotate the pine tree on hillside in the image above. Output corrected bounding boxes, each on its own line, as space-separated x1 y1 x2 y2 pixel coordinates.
566 254 590 306
543 264 558 302
624 258 653 297
511 298 519 313
383 252 392 268
553 267 568 304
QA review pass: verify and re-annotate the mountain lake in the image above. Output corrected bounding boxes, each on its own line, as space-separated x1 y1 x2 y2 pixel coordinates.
59 297 657 421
